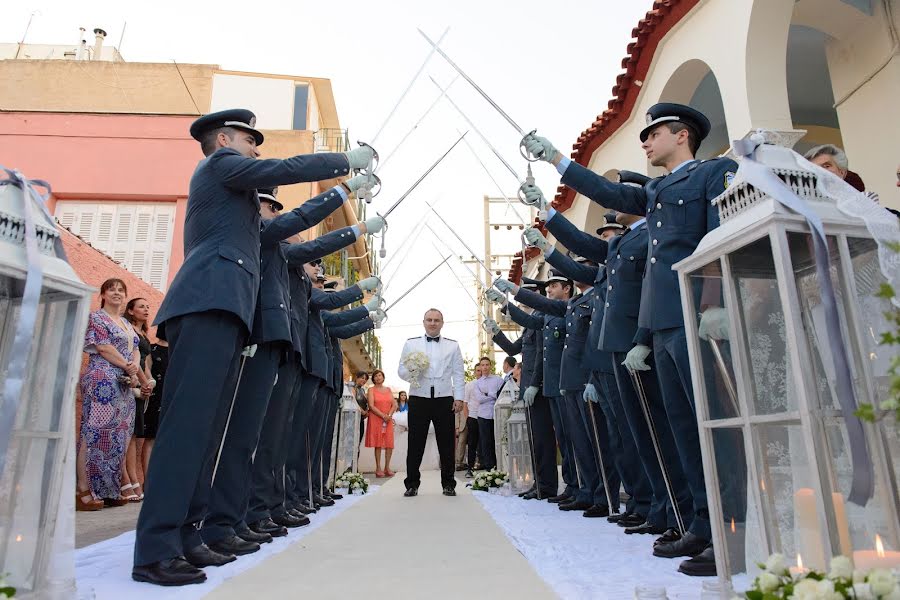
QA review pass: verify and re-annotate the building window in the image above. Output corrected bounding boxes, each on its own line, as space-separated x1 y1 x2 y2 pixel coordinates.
293 84 309 131
55 201 176 292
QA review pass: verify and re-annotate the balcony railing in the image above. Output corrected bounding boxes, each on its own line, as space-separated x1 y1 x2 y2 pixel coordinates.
314 128 350 153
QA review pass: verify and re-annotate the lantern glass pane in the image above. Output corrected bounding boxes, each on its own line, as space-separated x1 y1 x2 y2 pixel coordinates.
730 234 794 415
687 259 741 420
711 427 758 581
751 422 823 569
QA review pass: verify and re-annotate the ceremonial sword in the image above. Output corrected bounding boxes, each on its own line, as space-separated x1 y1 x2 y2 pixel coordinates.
707 338 740 416
629 369 687 535
383 254 452 313
585 399 619 515
418 28 546 163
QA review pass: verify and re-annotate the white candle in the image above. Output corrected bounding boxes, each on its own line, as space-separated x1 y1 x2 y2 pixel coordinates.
789 554 809 576
831 492 852 557
794 488 827 571
853 535 900 572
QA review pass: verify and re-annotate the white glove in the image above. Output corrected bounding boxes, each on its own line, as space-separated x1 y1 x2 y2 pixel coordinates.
521 184 547 210
623 344 652 372
523 134 558 163
484 289 507 305
357 276 381 292
524 227 551 252
362 215 385 235
344 145 376 170
364 295 381 311
369 308 386 324
483 318 501 335
523 386 539 407
493 278 517 294
698 307 730 341
242 344 258 358
344 174 375 193
583 383 601 404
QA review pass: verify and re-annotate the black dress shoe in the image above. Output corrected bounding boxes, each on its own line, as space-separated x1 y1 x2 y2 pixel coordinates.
678 545 717 577
208 534 260 556
582 504 610 518
327 491 343 500
548 493 571 504
653 531 709 558
442 487 457 496
132 558 206 586
292 503 316 515
521 491 538 500
625 521 668 535
655 528 682 546
236 527 272 544
404 487 418 497
518 485 536 498
272 511 310 528
559 500 592 511
248 517 288 538
607 511 629 523
465 469 474 478
617 513 647 528
183 543 236 568
313 494 335 507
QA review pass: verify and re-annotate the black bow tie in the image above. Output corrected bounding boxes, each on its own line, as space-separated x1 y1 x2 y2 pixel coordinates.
426 336 440 343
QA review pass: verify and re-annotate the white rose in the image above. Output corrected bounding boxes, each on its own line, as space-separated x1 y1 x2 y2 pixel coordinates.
853 583 876 600
828 555 853 580
758 572 780 592
868 569 896 596
765 553 786 574
855 570 869 584
494 478 502 485
792 578 819 600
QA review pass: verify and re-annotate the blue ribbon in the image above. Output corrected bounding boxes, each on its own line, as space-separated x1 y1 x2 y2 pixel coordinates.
731 140 874 506
0 167 61 478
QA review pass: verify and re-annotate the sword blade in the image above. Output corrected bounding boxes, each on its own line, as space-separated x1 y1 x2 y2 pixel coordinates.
523 403 542 499
707 338 740 415
382 130 468 217
426 201 490 274
384 254 452 312
418 28 525 136
585 399 617 513
431 244 489 320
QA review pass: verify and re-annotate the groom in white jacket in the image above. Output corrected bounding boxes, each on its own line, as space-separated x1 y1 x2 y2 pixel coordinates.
398 308 466 497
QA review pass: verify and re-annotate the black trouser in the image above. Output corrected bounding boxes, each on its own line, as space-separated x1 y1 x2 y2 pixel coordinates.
477 417 497 470
246 355 301 524
314 392 339 495
527 392 560 497
404 396 456 490
202 341 285 544
134 310 244 566
285 375 323 508
466 416 481 468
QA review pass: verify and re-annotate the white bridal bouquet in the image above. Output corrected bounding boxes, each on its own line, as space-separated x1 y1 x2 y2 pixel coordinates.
401 350 430 387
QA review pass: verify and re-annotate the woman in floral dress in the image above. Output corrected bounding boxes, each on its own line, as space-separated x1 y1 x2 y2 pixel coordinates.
76 278 141 510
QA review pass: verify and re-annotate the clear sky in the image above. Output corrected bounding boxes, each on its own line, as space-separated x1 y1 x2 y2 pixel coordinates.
3 0 652 390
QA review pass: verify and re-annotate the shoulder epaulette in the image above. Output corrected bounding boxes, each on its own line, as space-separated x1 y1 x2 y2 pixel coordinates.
407 336 420 340
443 337 456 342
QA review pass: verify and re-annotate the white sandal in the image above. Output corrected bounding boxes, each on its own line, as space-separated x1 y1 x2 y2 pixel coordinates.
120 483 140 501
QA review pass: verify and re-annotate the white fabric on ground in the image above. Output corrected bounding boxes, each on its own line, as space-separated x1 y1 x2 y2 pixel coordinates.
75 488 375 600
473 491 712 599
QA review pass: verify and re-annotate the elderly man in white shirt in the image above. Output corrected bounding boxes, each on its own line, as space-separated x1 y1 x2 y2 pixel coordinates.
397 308 466 497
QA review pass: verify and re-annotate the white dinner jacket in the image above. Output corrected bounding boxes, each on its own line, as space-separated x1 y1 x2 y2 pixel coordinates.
397 334 465 400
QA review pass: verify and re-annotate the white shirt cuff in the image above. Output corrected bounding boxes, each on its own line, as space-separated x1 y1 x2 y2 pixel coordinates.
350 224 361 237
334 185 348 201
556 156 571 175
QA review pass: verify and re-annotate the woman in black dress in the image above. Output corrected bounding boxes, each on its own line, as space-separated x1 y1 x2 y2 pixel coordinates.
142 336 168 479
123 297 154 501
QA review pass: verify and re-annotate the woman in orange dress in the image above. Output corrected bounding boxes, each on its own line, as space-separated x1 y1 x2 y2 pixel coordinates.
365 370 397 477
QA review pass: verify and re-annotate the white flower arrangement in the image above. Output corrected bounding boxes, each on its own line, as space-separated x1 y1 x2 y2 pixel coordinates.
333 472 370 494
0 573 14 598
402 350 430 387
471 469 509 492
745 553 900 599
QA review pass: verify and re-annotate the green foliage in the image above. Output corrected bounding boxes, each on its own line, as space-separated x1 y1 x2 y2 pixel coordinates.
855 279 900 424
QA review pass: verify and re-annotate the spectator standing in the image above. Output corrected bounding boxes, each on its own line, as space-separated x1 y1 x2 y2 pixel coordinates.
123 297 154 502
365 370 397 477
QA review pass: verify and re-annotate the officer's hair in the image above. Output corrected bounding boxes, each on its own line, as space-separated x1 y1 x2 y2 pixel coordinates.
423 308 444 320
805 144 849 170
504 356 517 368
665 122 700 156
200 127 236 156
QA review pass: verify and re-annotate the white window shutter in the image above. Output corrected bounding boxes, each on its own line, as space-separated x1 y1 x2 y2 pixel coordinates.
148 204 175 291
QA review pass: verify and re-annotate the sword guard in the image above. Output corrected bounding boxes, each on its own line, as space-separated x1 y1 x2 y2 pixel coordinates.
355 140 381 177
519 129 544 162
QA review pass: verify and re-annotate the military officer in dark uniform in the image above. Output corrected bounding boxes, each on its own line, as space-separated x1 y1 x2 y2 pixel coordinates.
485 278 558 499
524 103 737 576
133 108 379 586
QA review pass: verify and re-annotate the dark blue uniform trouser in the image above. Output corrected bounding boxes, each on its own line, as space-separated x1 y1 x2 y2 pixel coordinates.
547 395 576 495
562 389 603 506
201 341 285 544
653 326 711 540
312 391 339 495
477 417 497 470
581 378 624 510
594 370 650 517
610 353 693 529
285 375 324 507
526 393 559 497
134 310 244 566
246 354 301 524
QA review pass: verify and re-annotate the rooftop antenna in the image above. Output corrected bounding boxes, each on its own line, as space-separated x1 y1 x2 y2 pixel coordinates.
14 10 40 59
116 21 127 57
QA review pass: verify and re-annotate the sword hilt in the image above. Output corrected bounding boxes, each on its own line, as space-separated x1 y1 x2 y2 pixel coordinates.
355 141 381 195
519 129 544 162
377 213 388 258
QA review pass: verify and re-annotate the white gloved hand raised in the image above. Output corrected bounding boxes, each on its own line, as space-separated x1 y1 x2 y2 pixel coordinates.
364 294 382 311
524 227 552 252
344 145 376 170
362 215 385 235
523 386 539 407
242 344 258 358
493 278 518 294
523 134 559 163
357 276 381 292
343 174 375 194
622 344 652 372
484 289 507 305
583 383 601 403
521 184 547 210
369 308 387 324
698 307 730 341
483 318 501 335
